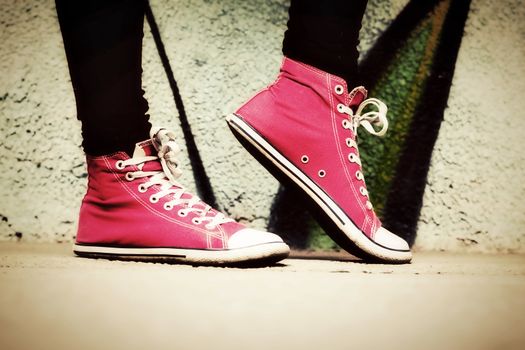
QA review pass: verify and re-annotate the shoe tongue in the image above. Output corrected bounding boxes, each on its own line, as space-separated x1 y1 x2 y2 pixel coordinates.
132 140 156 158
349 86 368 109
132 137 203 207
131 140 162 172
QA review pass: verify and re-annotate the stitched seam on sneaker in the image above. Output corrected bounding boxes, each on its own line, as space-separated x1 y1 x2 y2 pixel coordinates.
103 157 222 239
236 76 282 117
289 58 347 89
87 151 128 161
328 76 369 224
363 216 371 234
106 154 223 237
206 231 212 249
217 225 227 249
370 219 377 238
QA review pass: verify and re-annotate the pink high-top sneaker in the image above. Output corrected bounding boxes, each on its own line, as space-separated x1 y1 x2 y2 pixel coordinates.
73 127 290 266
227 57 412 263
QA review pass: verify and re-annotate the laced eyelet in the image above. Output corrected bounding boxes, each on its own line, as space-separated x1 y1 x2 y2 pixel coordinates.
164 203 173 211
192 217 201 225
342 119 351 129
138 184 148 193
348 153 357 163
355 170 364 181
337 104 345 113
301 155 309 164
318 170 326 178
366 201 373 210
334 85 344 95
359 187 368 196
115 160 125 170
346 138 354 148
149 195 159 203
125 172 134 181
178 209 187 217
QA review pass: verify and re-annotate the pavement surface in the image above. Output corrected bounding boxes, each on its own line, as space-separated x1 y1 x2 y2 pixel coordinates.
0 243 524 350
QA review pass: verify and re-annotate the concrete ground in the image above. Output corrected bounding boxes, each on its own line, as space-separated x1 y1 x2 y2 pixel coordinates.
0 243 524 350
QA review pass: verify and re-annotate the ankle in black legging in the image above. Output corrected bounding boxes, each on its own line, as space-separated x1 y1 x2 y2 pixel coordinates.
283 0 368 88
56 0 151 156
56 0 367 156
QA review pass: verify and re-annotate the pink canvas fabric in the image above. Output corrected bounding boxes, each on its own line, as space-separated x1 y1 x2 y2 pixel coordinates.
235 57 384 241
74 127 290 265
76 134 288 262
77 141 258 250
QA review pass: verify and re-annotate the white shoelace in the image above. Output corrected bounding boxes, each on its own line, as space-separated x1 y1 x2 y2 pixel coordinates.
119 127 234 229
339 98 389 136
338 97 389 211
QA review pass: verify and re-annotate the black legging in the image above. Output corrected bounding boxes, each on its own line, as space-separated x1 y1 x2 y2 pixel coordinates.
56 0 368 156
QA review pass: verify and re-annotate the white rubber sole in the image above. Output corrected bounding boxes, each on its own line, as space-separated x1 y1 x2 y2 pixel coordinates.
227 113 412 263
73 242 290 266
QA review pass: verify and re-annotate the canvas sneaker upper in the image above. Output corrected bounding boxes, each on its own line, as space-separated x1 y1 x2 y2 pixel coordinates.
234 57 410 255
76 127 286 252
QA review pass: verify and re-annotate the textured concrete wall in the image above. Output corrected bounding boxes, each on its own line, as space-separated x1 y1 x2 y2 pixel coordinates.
415 0 525 252
1 0 83 242
1 0 523 252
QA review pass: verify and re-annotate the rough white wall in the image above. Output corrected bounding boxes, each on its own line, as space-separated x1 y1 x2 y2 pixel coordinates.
415 0 525 252
1 0 83 242
142 0 290 230
1 0 523 253
0 0 405 242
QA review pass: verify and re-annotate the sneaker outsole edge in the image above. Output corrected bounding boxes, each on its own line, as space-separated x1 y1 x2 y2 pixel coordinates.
226 113 412 264
73 242 290 267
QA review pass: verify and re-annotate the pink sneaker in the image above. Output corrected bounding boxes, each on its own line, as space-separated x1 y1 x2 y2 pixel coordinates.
227 57 412 263
73 127 289 266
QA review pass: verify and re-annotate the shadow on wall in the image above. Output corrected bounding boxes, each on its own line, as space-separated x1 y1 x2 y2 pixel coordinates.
146 0 471 249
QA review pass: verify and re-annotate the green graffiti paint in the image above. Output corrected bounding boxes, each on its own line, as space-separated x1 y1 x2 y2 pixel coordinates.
306 1 451 249
364 3 450 216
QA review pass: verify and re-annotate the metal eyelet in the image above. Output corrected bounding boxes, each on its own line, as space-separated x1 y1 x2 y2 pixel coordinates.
346 138 353 148
192 217 201 225
178 209 187 217
366 201 373 210
115 160 125 170
342 119 351 129
125 172 134 181
334 85 344 95
164 203 173 211
355 170 364 181
149 195 159 203
337 104 345 113
318 170 326 178
301 155 309 164
138 184 148 193
348 153 357 163
359 187 368 196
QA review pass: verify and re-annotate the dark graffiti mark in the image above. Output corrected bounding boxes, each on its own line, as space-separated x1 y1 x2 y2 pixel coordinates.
144 2 217 208
359 0 442 88
268 186 313 249
382 0 472 245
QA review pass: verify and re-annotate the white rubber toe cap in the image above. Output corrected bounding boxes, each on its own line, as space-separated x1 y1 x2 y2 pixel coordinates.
373 227 410 251
228 228 285 249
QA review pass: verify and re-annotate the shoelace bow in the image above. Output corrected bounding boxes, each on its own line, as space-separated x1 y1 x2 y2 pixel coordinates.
120 127 233 229
340 98 389 137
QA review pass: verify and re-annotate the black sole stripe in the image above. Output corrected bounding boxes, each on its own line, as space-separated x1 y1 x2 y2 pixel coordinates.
230 116 346 225
75 251 187 258
229 115 410 254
